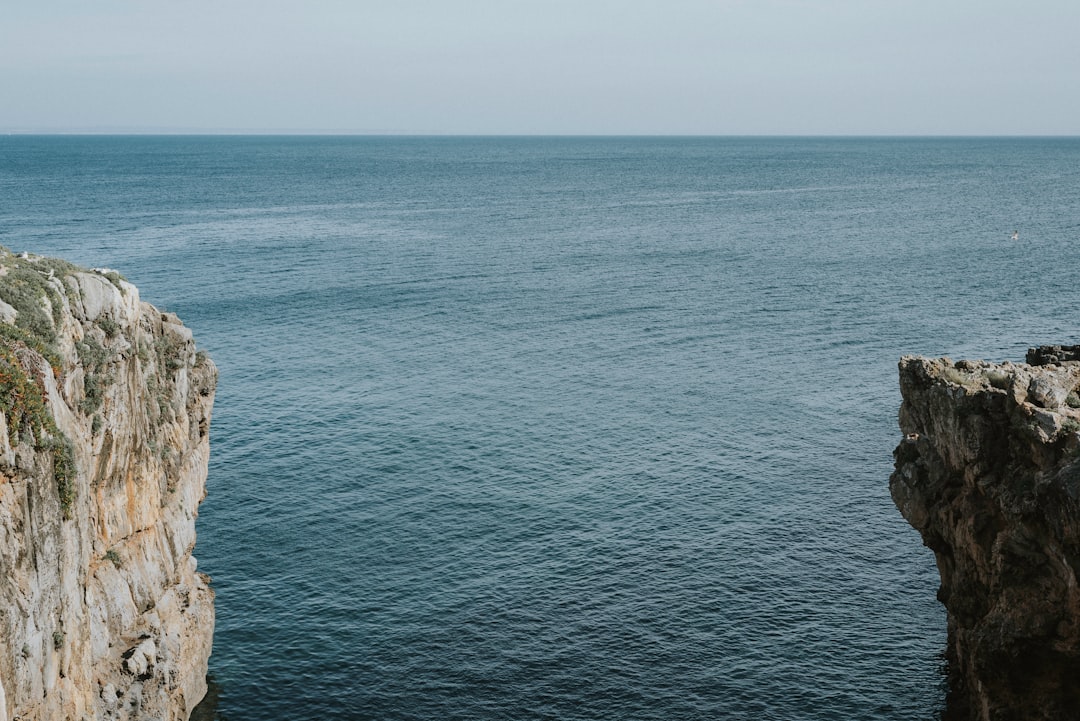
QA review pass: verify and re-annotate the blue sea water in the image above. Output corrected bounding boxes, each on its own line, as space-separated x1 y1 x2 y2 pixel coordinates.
3 136 1080 720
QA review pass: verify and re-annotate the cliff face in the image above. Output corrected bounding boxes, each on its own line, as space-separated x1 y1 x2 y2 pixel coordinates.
892 350 1080 721
0 250 215 721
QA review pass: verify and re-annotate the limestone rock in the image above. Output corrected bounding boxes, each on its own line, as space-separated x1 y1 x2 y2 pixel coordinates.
1028 376 1070 409
892 350 1080 720
0 249 216 721
122 639 156 678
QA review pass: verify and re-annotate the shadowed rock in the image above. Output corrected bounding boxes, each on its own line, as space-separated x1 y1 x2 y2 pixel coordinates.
892 350 1080 721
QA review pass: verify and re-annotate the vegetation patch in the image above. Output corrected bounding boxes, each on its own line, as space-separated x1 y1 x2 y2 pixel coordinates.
942 366 978 390
0 247 83 518
99 270 126 294
987 369 1011 390
0 249 80 346
0 345 79 517
155 334 186 373
76 336 115 414
146 332 189 422
49 436 77 515
98 315 120 339
0 322 62 377
145 372 172 422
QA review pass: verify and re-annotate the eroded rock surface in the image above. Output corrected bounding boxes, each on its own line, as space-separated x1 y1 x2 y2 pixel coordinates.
892 350 1080 721
0 249 215 721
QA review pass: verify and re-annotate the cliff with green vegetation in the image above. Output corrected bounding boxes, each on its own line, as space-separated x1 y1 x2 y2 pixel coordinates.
892 350 1080 721
0 248 216 721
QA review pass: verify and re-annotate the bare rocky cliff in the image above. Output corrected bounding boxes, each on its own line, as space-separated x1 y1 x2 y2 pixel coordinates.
0 249 215 721
892 348 1080 721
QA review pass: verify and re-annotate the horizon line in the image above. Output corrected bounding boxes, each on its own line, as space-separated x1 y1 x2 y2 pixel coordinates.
3 130 1080 139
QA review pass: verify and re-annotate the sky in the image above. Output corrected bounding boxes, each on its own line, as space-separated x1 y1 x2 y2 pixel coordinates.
1 0 1078 135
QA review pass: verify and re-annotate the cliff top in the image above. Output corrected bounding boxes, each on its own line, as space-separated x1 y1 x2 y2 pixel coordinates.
0 246 132 350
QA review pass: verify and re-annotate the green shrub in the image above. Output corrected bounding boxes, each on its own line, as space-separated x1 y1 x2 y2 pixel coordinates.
0 264 64 345
0 323 62 375
155 335 185 372
101 270 126 294
97 316 120 338
75 337 114 414
48 436 77 518
0 346 52 446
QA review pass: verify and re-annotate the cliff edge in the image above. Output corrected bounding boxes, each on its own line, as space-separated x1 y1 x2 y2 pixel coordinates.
0 249 215 721
892 348 1080 721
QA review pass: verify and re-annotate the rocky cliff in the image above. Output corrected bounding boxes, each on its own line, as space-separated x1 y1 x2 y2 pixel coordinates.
892 349 1080 721
0 249 215 721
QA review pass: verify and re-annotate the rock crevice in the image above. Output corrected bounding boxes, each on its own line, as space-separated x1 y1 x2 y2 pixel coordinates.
892 349 1080 721
0 249 215 721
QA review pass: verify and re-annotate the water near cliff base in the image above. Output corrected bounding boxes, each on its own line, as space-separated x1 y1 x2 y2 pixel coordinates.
4 136 1080 720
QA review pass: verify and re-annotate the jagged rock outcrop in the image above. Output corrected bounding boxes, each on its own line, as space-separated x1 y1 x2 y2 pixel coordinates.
0 249 215 721
892 350 1080 721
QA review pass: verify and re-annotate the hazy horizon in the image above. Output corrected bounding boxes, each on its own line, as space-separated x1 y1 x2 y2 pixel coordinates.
6 131 1080 138
3 1 1079 136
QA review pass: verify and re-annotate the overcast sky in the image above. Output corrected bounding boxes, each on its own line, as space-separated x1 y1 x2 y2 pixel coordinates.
2 0 1078 134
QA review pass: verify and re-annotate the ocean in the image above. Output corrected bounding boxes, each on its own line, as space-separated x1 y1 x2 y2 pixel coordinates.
3 136 1080 720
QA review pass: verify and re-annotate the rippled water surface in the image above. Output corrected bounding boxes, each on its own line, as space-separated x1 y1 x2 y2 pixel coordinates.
5 136 1080 719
